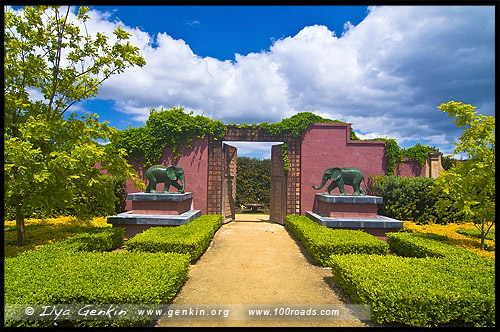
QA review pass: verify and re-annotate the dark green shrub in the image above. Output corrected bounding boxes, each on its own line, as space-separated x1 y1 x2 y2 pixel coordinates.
328 254 495 327
285 215 388 266
125 214 222 261
386 232 474 259
370 175 466 224
4 249 190 327
370 175 438 223
236 157 270 208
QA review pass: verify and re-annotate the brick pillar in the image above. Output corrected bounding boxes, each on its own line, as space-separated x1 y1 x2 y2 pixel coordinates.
207 137 223 215
286 136 301 215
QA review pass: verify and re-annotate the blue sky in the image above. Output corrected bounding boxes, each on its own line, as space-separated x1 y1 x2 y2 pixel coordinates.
11 5 495 159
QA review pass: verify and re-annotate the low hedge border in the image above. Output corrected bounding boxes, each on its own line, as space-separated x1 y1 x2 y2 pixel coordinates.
5 249 190 327
125 214 223 261
327 253 495 327
386 232 474 258
51 227 124 252
285 215 389 266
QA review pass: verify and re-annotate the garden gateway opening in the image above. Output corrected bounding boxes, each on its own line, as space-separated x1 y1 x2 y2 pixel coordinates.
124 122 444 225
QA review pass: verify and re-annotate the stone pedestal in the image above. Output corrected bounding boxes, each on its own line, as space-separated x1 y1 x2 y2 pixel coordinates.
128 192 193 215
307 194 403 240
107 192 201 239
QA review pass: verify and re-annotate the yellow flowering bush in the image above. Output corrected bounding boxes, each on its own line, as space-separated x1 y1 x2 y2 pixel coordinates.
403 221 495 259
4 216 111 257
4 216 110 228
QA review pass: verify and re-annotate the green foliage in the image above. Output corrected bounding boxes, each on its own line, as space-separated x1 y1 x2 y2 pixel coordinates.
457 227 495 241
328 253 495 327
434 101 495 249
5 249 190 327
257 111 359 139
281 143 290 171
386 232 475 259
125 215 222 261
4 6 146 245
51 227 124 252
285 215 389 266
441 155 462 171
382 139 436 175
115 107 226 166
236 157 271 208
370 175 444 223
383 139 403 175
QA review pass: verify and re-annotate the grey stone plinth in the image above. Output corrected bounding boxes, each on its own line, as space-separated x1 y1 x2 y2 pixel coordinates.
315 194 383 204
107 209 201 226
306 211 403 229
127 192 193 201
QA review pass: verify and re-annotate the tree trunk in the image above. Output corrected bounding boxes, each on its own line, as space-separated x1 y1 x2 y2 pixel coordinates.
15 196 25 246
480 217 485 250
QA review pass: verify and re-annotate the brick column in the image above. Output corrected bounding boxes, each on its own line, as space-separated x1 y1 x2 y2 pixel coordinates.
286 136 301 215
207 137 223 215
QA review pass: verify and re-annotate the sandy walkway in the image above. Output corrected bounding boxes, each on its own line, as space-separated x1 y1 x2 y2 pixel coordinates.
156 215 370 327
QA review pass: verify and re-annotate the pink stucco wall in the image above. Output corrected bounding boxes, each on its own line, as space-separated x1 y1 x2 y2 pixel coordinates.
125 136 209 214
300 123 386 215
395 159 426 177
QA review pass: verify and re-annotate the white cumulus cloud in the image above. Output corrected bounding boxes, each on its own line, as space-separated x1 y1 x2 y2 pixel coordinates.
72 6 494 156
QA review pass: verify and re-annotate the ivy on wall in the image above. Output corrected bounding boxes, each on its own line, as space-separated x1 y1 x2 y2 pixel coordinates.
377 139 438 175
114 107 226 166
229 111 360 140
115 106 437 175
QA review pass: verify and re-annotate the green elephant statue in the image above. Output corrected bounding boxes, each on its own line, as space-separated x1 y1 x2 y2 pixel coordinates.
145 165 185 194
312 167 367 196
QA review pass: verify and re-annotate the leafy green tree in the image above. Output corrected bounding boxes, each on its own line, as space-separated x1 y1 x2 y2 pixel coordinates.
236 157 271 209
433 101 495 249
4 6 146 245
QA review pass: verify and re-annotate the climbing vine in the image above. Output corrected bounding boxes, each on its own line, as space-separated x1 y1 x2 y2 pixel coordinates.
114 106 226 166
229 112 359 169
282 143 290 172
379 139 437 175
115 106 435 174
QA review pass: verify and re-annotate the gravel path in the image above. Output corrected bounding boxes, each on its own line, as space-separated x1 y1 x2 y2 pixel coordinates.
156 215 370 327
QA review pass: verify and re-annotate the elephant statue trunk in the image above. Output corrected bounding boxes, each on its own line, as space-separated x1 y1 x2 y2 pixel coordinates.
178 173 185 193
312 173 330 190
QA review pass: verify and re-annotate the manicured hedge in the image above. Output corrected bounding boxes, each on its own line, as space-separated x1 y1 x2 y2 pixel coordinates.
328 253 495 327
386 232 474 259
285 215 389 266
51 227 124 252
125 214 223 261
4 248 190 327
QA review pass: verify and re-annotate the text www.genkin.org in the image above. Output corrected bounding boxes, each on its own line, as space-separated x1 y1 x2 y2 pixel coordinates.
5 304 371 321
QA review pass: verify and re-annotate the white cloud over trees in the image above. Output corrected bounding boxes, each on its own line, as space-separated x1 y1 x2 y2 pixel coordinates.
45 6 497 156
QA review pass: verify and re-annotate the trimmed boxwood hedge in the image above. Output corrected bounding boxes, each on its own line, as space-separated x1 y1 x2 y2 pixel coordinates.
285 215 389 265
51 227 124 252
328 253 495 327
4 248 190 327
4 226 191 327
125 214 223 261
386 232 474 258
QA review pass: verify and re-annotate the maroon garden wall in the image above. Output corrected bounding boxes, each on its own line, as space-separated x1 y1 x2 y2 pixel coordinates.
122 123 436 217
300 123 386 215
125 136 209 214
